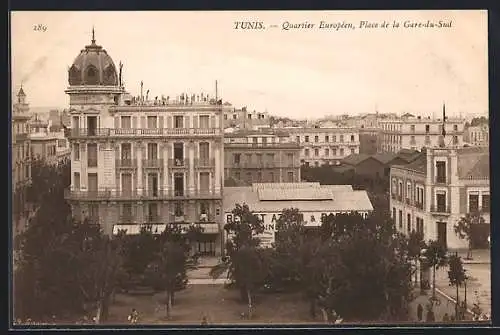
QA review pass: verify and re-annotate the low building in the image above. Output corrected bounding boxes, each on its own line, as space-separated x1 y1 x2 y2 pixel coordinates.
223 106 270 129
390 146 490 249
285 127 360 167
224 129 301 185
463 124 489 146
223 182 373 248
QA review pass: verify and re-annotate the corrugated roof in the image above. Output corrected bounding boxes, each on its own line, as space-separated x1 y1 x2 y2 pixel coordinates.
372 152 398 164
224 185 373 213
341 154 372 166
257 187 334 201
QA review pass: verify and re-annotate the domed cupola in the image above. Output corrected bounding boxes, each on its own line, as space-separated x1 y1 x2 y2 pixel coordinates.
68 28 119 86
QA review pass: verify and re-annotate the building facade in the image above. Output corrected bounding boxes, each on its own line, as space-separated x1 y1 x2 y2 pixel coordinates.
64 33 227 256
379 116 465 153
224 182 373 248
285 127 360 167
12 87 32 233
390 146 490 249
463 124 489 146
224 129 301 185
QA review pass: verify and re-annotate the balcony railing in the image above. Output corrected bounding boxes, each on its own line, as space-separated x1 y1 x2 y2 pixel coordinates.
195 158 215 168
142 159 164 168
65 188 222 200
225 142 301 149
87 158 98 167
430 205 451 214
116 159 137 168
168 158 189 168
68 128 222 138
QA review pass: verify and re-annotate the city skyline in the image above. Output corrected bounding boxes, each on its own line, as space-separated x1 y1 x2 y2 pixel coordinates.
11 10 488 119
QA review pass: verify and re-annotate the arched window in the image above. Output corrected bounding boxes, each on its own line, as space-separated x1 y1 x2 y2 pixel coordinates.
85 65 99 85
68 65 81 85
103 65 117 85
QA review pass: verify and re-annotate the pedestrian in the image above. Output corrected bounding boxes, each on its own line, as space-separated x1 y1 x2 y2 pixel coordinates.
128 308 139 324
417 303 423 321
443 313 450 322
201 315 208 326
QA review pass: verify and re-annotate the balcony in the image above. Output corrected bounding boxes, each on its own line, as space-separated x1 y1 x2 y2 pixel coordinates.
195 158 216 169
168 158 189 169
65 188 222 201
430 205 451 216
142 159 164 169
67 128 222 139
225 142 301 149
116 159 137 169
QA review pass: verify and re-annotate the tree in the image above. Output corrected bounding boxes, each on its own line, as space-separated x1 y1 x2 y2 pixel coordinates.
423 240 448 299
447 254 466 320
454 211 486 259
210 203 265 318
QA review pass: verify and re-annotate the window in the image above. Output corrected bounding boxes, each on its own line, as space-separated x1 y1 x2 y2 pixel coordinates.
200 172 210 192
399 210 403 229
121 143 132 160
199 142 210 165
174 115 183 128
174 173 184 196
234 153 241 165
469 194 479 212
325 135 329 142
305 149 310 157
436 161 446 183
147 143 158 160
314 136 319 143
257 171 262 181
174 143 184 161
74 172 80 190
122 173 133 195
262 137 267 145
232 114 237 120
121 116 131 129
246 172 252 182
482 194 490 211
425 136 430 144
147 203 159 222
453 124 458 131
147 116 157 129
199 115 210 129
453 136 458 144
398 181 403 197
224 114 228 120
436 192 447 212
407 213 411 233
296 136 300 143
410 125 415 132
410 136 416 144
332 136 336 142
235 171 240 180
174 202 184 217
340 135 344 143
350 148 355 154
269 172 274 182
325 148 329 156
425 125 430 133
122 203 133 222
350 135 355 142
286 153 293 165
247 114 252 120
87 143 98 167
74 143 80 161
88 173 98 193
58 139 66 148
392 207 396 223
314 148 319 156
287 171 294 182
340 148 345 156
305 136 309 143
87 204 99 223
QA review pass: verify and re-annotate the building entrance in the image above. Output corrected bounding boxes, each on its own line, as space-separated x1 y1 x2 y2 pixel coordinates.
193 235 217 257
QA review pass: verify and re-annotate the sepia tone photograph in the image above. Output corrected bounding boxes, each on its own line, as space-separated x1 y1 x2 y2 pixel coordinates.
10 10 491 327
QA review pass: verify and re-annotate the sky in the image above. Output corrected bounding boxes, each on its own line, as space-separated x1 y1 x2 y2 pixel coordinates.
11 10 488 119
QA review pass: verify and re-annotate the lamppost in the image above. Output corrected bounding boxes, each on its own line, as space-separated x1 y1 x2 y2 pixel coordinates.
419 248 429 294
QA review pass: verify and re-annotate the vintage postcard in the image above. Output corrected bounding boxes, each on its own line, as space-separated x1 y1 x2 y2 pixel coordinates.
10 10 490 327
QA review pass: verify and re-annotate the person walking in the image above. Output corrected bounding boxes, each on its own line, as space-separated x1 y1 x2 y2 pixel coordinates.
128 309 139 324
417 303 423 322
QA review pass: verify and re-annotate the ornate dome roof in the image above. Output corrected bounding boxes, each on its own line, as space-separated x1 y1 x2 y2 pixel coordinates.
68 29 119 86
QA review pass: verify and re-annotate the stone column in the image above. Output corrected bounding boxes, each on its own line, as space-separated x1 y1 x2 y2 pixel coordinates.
136 142 143 195
188 141 195 195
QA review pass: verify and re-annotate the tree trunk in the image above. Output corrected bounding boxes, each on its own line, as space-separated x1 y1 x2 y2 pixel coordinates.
165 291 172 319
414 259 419 285
455 283 460 320
432 265 436 298
247 289 253 319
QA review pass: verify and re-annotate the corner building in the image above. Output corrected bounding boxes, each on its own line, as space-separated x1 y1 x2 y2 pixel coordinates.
64 34 226 256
